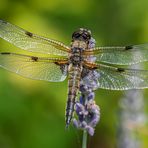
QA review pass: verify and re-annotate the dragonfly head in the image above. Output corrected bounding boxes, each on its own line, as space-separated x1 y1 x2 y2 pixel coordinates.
72 28 91 42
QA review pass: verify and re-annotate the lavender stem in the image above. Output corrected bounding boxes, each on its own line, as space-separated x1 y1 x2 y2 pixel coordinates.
82 130 87 148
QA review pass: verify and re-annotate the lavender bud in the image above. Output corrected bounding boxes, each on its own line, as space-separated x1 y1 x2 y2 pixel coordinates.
73 119 79 128
89 115 100 127
86 126 94 136
81 121 87 128
88 37 96 48
87 92 95 100
75 102 84 114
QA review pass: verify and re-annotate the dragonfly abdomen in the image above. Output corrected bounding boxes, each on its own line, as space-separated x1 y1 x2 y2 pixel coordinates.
66 65 82 127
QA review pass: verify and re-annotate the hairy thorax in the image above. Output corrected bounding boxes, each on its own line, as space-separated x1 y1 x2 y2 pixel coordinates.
69 40 88 66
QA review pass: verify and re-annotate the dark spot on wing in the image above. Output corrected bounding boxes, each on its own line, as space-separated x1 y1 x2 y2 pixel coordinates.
25 31 33 37
31 56 38 61
1 52 11 55
54 61 64 66
54 62 60 65
125 45 133 50
54 61 67 66
54 62 68 75
117 68 125 72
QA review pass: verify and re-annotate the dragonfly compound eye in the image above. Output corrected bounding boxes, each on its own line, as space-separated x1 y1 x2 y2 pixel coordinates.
72 32 81 39
82 32 91 41
72 29 91 42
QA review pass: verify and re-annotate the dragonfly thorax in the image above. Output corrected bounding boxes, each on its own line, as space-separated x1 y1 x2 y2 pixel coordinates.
70 47 83 66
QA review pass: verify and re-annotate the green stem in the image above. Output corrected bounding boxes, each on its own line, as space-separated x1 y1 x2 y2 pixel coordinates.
82 130 87 148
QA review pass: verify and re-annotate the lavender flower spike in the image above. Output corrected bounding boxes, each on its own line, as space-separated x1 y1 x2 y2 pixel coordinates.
73 98 100 136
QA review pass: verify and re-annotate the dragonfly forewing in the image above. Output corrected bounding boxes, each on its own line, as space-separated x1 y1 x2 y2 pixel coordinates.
83 44 148 65
0 20 70 56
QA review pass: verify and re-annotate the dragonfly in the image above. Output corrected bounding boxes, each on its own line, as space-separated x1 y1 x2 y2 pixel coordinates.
0 20 148 127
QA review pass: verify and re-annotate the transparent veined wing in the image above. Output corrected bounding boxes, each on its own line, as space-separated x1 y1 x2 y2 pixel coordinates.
95 63 148 90
0 20 70 56
0 52 68 82
83 44 148 65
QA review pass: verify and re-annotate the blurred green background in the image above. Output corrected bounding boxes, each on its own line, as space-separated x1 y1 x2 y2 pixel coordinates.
0 0 148 148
